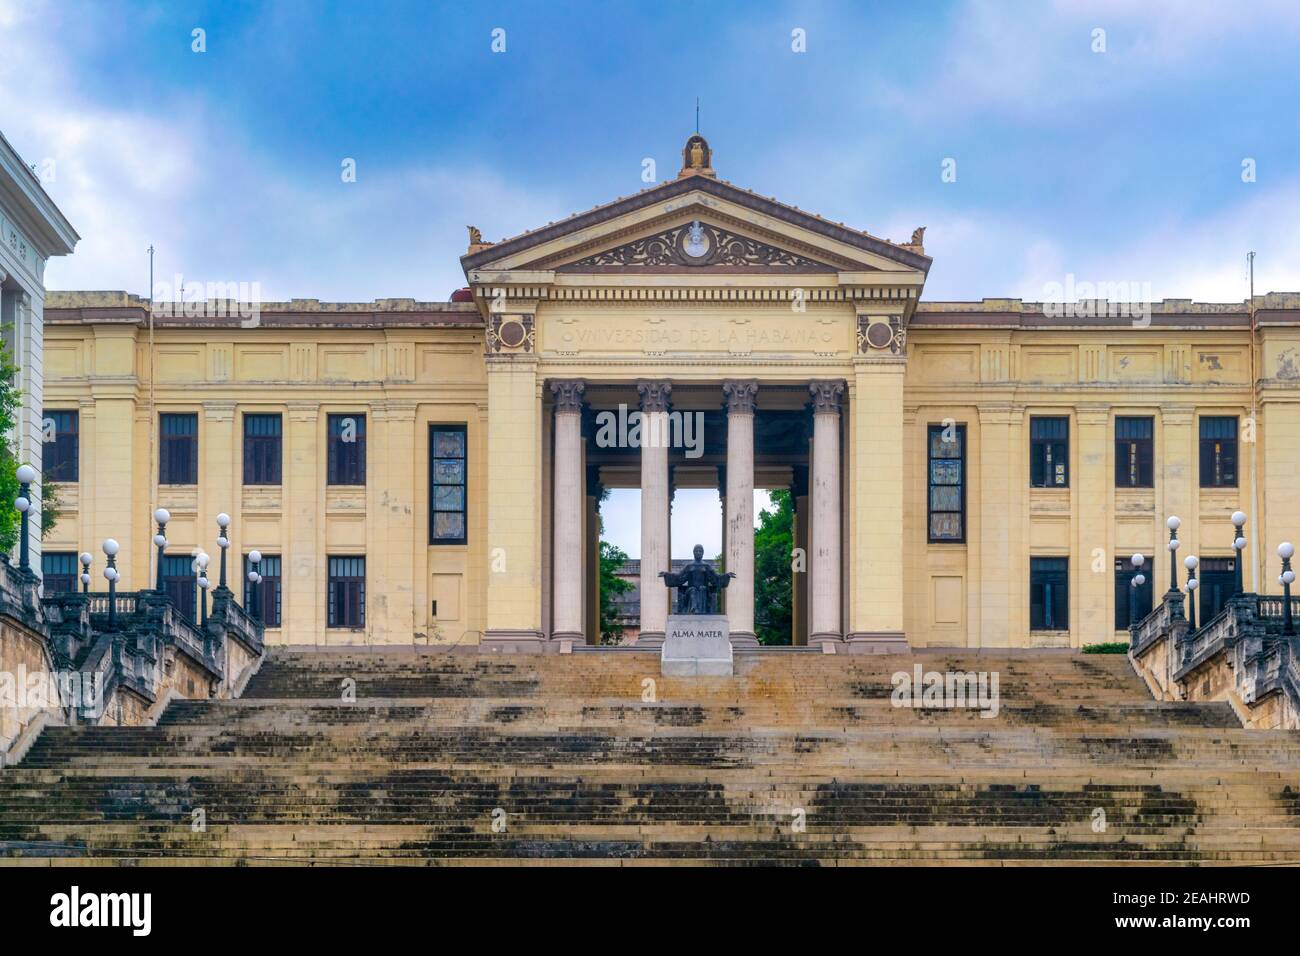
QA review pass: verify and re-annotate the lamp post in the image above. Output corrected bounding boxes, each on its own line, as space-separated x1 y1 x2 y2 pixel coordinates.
1231 511 1248 596
196 552 211 627
216 513 231 590
1166 516 1181 595
1279 542 1295 637
102 538 120 630
79 552 92 594
1184 555 1199 630
14 464 36 573
247 550 262 621
153 508 170 593
1128 553 1145 628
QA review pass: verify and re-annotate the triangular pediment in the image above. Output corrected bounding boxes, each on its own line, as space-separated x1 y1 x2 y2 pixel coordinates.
461 174 930 281
552 216 842 274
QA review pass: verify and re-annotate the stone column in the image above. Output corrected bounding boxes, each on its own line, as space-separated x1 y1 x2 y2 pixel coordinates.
636 381 671 647
793 465 810 646
550 380 585 644
585 465 602 646
723 380 759 647
809 381 844 647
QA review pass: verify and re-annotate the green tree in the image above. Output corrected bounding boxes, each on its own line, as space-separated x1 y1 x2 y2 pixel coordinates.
0 342 60 556
753 489 793 645
599 539 634 644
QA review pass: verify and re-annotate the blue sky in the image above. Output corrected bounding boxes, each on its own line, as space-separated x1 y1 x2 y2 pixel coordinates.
3 0 1299 555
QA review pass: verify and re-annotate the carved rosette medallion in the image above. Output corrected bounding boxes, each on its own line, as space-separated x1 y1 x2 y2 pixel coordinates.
487 313 535 354
551 379 585 413
722 379 759 415
858 315 907 354
808 380 845 415
637 380 673 413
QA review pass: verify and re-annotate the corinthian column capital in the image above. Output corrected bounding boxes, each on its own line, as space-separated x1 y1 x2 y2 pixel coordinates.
722 379 758 414
809 379 845 414
637 380 672 413
550 379 586 412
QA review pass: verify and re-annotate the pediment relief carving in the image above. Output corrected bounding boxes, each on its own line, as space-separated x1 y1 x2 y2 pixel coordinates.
555 220 839 274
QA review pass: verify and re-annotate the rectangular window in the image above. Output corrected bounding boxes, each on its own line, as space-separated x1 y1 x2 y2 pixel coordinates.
1114 416 1154 489
1114 556 1154 629
327 555 365 628
1198 557 1236 623
42 409 79 482
927 423 966 542
1199 417 1238 488
1030 557 1069 631
244 554 282 627
430 425 468 544
327 414 366 486
162 554 196 622
243 414 283 486
42 552 78 595
1030 417 1069 488
159 413 199 485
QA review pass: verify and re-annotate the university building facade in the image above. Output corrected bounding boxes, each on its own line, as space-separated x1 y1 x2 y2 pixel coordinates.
37 137 1300 651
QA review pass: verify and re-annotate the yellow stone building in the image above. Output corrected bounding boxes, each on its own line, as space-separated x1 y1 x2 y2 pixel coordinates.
37 137 1300 651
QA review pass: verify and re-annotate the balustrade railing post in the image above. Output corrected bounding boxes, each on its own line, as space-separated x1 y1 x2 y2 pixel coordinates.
1280 543 1295 637
14 465 36 574
102 539 120 630
1231 512 1247 596
216 513 231 591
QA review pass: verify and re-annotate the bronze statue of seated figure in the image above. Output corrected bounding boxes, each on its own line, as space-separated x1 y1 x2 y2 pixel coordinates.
659 544 735 615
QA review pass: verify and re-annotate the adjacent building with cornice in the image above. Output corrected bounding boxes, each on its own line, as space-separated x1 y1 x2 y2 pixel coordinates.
0 131 78 571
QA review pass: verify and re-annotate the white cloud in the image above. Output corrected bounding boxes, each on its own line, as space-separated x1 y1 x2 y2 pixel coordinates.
887 177 1300 305
882 0 1300 120
1 0 563 301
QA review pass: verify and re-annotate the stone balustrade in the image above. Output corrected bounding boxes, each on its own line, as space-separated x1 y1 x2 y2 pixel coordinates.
2 561 266 766
1129 588 1300 729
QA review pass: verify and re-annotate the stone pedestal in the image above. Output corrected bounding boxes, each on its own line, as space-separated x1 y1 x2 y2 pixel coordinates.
662 614 732 676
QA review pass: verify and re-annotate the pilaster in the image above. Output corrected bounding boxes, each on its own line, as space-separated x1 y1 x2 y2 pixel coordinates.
846 359 907 653
285 401 321 639
1076 404 1112 648
482 357 545 651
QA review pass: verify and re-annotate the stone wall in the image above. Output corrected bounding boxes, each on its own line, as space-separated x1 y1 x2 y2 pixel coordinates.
0 618 63 763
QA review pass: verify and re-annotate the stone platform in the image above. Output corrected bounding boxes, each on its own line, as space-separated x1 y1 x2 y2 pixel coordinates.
661 614 732 676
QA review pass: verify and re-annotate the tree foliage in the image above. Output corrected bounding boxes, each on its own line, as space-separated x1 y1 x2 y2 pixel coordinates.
599 539 634 644
0 342 60 556
753 489 794 645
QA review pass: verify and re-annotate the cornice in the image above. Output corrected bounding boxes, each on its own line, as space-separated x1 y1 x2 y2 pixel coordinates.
0 133 78 258
461 174 932 275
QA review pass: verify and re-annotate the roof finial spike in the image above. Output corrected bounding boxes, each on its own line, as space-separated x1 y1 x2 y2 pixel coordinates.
695 97 700 134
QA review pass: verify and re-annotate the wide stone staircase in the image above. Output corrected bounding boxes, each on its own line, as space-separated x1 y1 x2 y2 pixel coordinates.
3 648 1300 865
